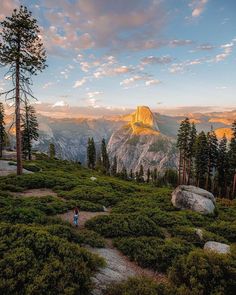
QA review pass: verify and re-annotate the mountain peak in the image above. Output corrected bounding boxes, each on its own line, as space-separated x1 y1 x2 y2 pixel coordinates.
131 106 159 134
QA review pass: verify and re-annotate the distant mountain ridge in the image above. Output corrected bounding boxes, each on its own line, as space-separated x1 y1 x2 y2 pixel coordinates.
5 106 235 168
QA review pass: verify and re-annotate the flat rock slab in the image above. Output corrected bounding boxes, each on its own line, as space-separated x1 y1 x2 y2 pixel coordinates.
0 160 33 176
88 247 165 295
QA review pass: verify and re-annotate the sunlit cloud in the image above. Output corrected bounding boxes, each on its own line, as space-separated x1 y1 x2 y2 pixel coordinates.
73 78 87 88
189 0 208 18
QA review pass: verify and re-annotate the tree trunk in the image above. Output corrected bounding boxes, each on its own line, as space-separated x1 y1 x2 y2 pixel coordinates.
232 173 236 198
178 151 182 185
15 57 22 175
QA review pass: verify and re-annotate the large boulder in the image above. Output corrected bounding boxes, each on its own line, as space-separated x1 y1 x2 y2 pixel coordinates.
204 241 230 254
171 185 215 215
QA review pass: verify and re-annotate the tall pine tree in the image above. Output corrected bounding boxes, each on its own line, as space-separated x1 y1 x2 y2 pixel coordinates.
187 122 197 184
194 131 208 188
21 103 39 160
205 127 218 191
0 6 47 174
111 155 118 176
217 135 229 197
229 120 236 197
49 143 56 159
0 103 6 158
177 118 191 184
87 137 96 169
101 138 110 174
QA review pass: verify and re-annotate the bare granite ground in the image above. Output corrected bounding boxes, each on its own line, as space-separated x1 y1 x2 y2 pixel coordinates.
0 160 33 176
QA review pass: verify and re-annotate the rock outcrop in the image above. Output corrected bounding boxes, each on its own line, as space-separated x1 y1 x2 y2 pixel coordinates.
171 185 215 215
204 241 230 254
107 106 178 173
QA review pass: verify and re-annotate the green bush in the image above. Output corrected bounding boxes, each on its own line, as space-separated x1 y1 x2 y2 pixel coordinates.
169 248 236 295
86 214 165 238
114 237 193 272
207 220 236 242
45 224 105 247
0 223 104 294
103 277 174 295
170 226 227 246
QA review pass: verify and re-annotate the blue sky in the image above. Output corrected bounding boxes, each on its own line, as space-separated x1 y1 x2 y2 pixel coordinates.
0 0 236 114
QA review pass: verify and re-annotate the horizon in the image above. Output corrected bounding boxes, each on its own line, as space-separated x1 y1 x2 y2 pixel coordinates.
0 0 236 114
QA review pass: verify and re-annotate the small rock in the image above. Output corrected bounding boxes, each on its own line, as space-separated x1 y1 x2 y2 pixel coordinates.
103 206 108 212
204 241 230 254
90 176 97 181
195 228 203 240
171 185 215 215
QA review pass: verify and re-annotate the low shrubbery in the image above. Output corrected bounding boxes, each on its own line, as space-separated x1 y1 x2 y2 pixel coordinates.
103 277 174 295
169 248 236 295
86 214 165 238
114 236 193 272
207 220 236 242
0 223 104 294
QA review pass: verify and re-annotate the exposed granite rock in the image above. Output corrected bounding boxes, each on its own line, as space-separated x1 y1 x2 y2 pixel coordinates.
171 185 215 215
204 241 230 254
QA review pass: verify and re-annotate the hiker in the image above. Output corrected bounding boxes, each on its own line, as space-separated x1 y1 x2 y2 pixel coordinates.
73 207 79 227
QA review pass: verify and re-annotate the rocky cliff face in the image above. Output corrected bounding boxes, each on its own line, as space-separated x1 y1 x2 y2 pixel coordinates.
107 106 178 173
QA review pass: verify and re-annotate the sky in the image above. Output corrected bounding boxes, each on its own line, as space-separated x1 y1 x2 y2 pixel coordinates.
0 0 236 116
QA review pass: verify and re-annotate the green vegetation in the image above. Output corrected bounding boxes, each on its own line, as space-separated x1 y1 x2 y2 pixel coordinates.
0 158 235 294
103 277 174 295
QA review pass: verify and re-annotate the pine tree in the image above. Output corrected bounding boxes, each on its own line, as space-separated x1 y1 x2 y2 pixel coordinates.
21 103 39 160
0 103 6 158
120 166 128 180
138 165 144 182
147 168 151 183
129 169 134 179
101 138 110 174
205 127 218 191
217 135 229 197
0 6 47 174
177 118 191 184
111 155 117 176
187 122 197 184
87 137 96 169
229 120 236 197
49 143 56 159
194 131 208 188
152 168 158 184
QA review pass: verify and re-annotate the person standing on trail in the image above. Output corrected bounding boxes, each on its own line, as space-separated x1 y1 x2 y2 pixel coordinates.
73 207 79 227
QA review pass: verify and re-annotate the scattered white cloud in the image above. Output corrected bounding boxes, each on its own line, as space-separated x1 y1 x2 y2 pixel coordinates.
189 0 208 18
145 79 161 86
52 100 68 107
73 78 87 88
214 42 234 62
141 55 173 65
43 82 54 89
87 91 102 98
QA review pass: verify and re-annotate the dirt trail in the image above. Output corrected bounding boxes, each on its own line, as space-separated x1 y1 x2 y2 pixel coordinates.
59 209 167 295
11 188 58 198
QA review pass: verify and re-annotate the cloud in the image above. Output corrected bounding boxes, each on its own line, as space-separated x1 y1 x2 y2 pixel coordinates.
190 0 208 18
216 86 227 90
197 44 215 50
141 55 173 65
169 58 205 73
52 100 68 107
73 78 87 88
120 74 161 88
214 42 234 62
145 79 161 86
87 91 102 98
43 82 54 89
